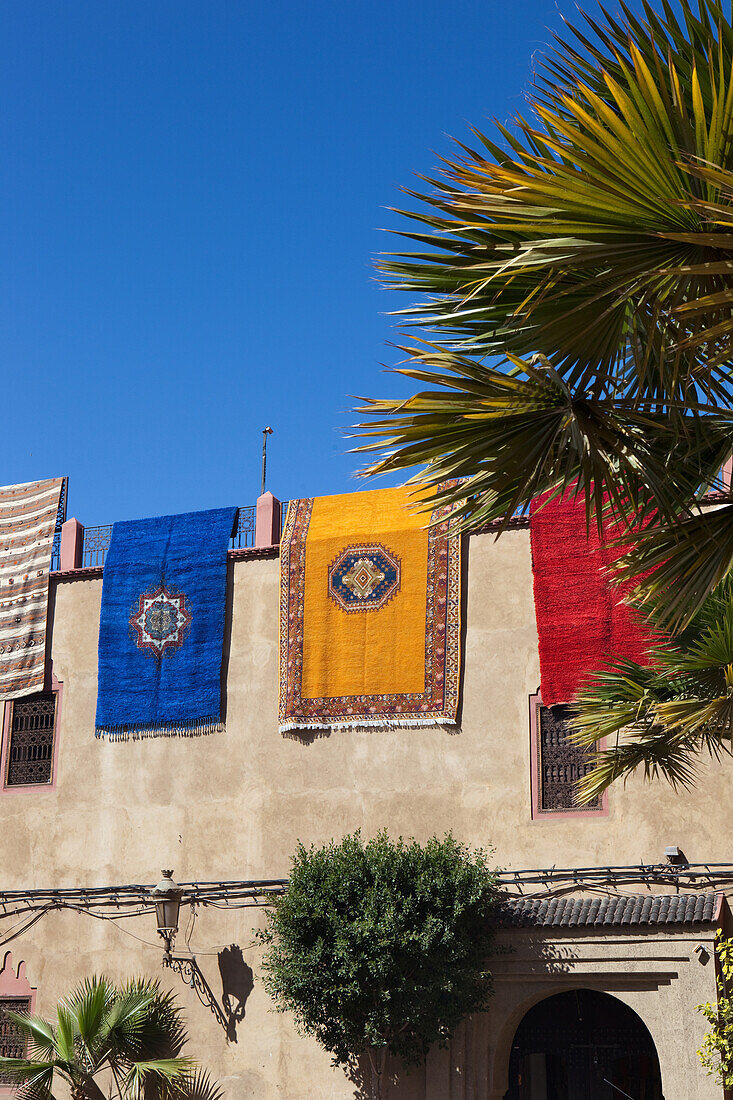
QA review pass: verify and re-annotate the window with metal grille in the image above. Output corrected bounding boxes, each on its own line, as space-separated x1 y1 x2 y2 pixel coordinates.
0 997 30 1080
5 693 57 787
531 697 603 816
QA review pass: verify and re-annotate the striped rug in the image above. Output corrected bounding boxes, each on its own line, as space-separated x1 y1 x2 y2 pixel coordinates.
0 477 65 699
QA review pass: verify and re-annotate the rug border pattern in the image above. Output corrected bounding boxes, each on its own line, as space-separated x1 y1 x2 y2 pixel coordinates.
278 495 461 730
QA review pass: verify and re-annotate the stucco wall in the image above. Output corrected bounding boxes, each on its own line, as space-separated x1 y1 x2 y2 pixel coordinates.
0 528 729 1097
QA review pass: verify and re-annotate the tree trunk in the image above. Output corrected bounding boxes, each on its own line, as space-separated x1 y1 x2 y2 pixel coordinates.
73 1073 109 1100
367 1046 387 1100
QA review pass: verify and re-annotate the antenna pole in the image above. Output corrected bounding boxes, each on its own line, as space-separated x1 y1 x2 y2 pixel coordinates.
261 427 273 495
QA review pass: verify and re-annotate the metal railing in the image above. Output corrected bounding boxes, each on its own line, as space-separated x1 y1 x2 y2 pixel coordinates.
73 501 292 571
81 525 113 568
50 537 61 573
232 506 256 549
55 483 733 572
49 477 69 572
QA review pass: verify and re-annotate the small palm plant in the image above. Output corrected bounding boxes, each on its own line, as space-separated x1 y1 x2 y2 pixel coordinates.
0 975 219 1100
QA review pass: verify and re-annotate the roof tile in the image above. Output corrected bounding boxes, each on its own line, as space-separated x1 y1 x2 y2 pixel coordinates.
499 892 722 930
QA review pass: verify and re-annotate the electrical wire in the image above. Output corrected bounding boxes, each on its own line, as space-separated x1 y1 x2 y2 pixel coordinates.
0 864 728 942
0 910 47 949
0 901 261 958
184 906 196 952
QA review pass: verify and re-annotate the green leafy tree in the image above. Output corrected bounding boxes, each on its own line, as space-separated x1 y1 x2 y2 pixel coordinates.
569 576 733 800
0 975 220 1100
698 932 733 1085
258 831 501 1100
353 0 733 633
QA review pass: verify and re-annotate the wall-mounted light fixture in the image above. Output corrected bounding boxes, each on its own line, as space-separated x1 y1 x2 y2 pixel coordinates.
664 845 689 866
149 869 183 960
148 869 236 1039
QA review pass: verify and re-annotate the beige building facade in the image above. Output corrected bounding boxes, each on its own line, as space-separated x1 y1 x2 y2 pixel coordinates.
0 509 730 1098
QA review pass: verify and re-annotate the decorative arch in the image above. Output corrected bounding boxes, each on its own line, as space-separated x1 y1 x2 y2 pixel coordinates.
0 951 35 1000
0 951 37 1092
490 982 581 1092
500 988 663 1099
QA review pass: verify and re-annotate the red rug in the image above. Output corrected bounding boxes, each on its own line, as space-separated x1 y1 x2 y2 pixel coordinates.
529 491 655 705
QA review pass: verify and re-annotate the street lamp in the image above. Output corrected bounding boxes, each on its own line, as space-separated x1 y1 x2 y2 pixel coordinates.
148 870 233 1035
150 870 183 961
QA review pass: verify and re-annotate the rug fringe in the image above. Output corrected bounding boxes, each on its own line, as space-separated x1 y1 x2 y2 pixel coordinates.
279 717 457 734
96 720 224 742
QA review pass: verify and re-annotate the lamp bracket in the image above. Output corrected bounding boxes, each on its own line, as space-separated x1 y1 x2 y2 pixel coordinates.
165 954 235 1041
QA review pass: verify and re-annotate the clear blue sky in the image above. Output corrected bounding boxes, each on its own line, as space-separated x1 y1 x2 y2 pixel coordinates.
1 0 635 524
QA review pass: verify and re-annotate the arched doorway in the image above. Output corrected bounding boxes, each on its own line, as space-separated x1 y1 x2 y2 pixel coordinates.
504 989 663 1099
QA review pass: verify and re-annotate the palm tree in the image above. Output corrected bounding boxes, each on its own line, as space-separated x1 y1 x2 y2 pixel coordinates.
353 0 733 632
570 576 733 801
0 975 219 1100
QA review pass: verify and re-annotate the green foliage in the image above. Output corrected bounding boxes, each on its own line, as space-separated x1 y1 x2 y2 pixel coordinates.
698 931 733 1085
258 831 501 1088
0 975 220 1100
352 0 733 630
570 575 733 800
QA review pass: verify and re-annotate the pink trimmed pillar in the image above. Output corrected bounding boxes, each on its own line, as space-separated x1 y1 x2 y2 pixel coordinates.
59 518 84 570
255 492 281 548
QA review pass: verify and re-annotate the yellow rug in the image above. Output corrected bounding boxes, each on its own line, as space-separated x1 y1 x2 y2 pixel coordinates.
279 485 461 732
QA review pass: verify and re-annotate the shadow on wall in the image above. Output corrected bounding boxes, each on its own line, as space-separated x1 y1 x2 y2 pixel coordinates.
282 722 463 747
346 1055 397 1100
217 945 255 1043
218 562 236 725
341 934 576 1099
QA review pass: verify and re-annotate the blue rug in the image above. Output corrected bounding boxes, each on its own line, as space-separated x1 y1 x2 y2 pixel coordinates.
95 507 238 739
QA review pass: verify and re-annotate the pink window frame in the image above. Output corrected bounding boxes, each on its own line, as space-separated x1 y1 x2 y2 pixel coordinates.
0 668 63 793
529 689 608 820
0 951 37 1093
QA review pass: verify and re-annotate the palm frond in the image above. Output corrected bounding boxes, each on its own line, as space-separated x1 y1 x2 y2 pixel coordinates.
14 1070 56 1100
112 980 187 1062
1 1013 56 1063
165 1070 224 1100
570 576 733 799
66 976 116 1058
356 0 733 620
123 1058 196 1100
576 728 710 802
0 1060 57 1100
0 1059 56 1083
352 342 731 539
99 983 158 1063
51 1006 77 1066
617 503 733 629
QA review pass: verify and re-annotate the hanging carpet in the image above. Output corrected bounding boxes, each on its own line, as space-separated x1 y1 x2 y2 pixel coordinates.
279 486 461 733
95 506 237 739
0 477 65 699
529 491 655 706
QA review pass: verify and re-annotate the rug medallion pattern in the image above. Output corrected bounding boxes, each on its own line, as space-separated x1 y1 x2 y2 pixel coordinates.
328 544 401 613
129 583 192 658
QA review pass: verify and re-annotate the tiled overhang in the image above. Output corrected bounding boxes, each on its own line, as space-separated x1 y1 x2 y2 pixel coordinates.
499 891 724 929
